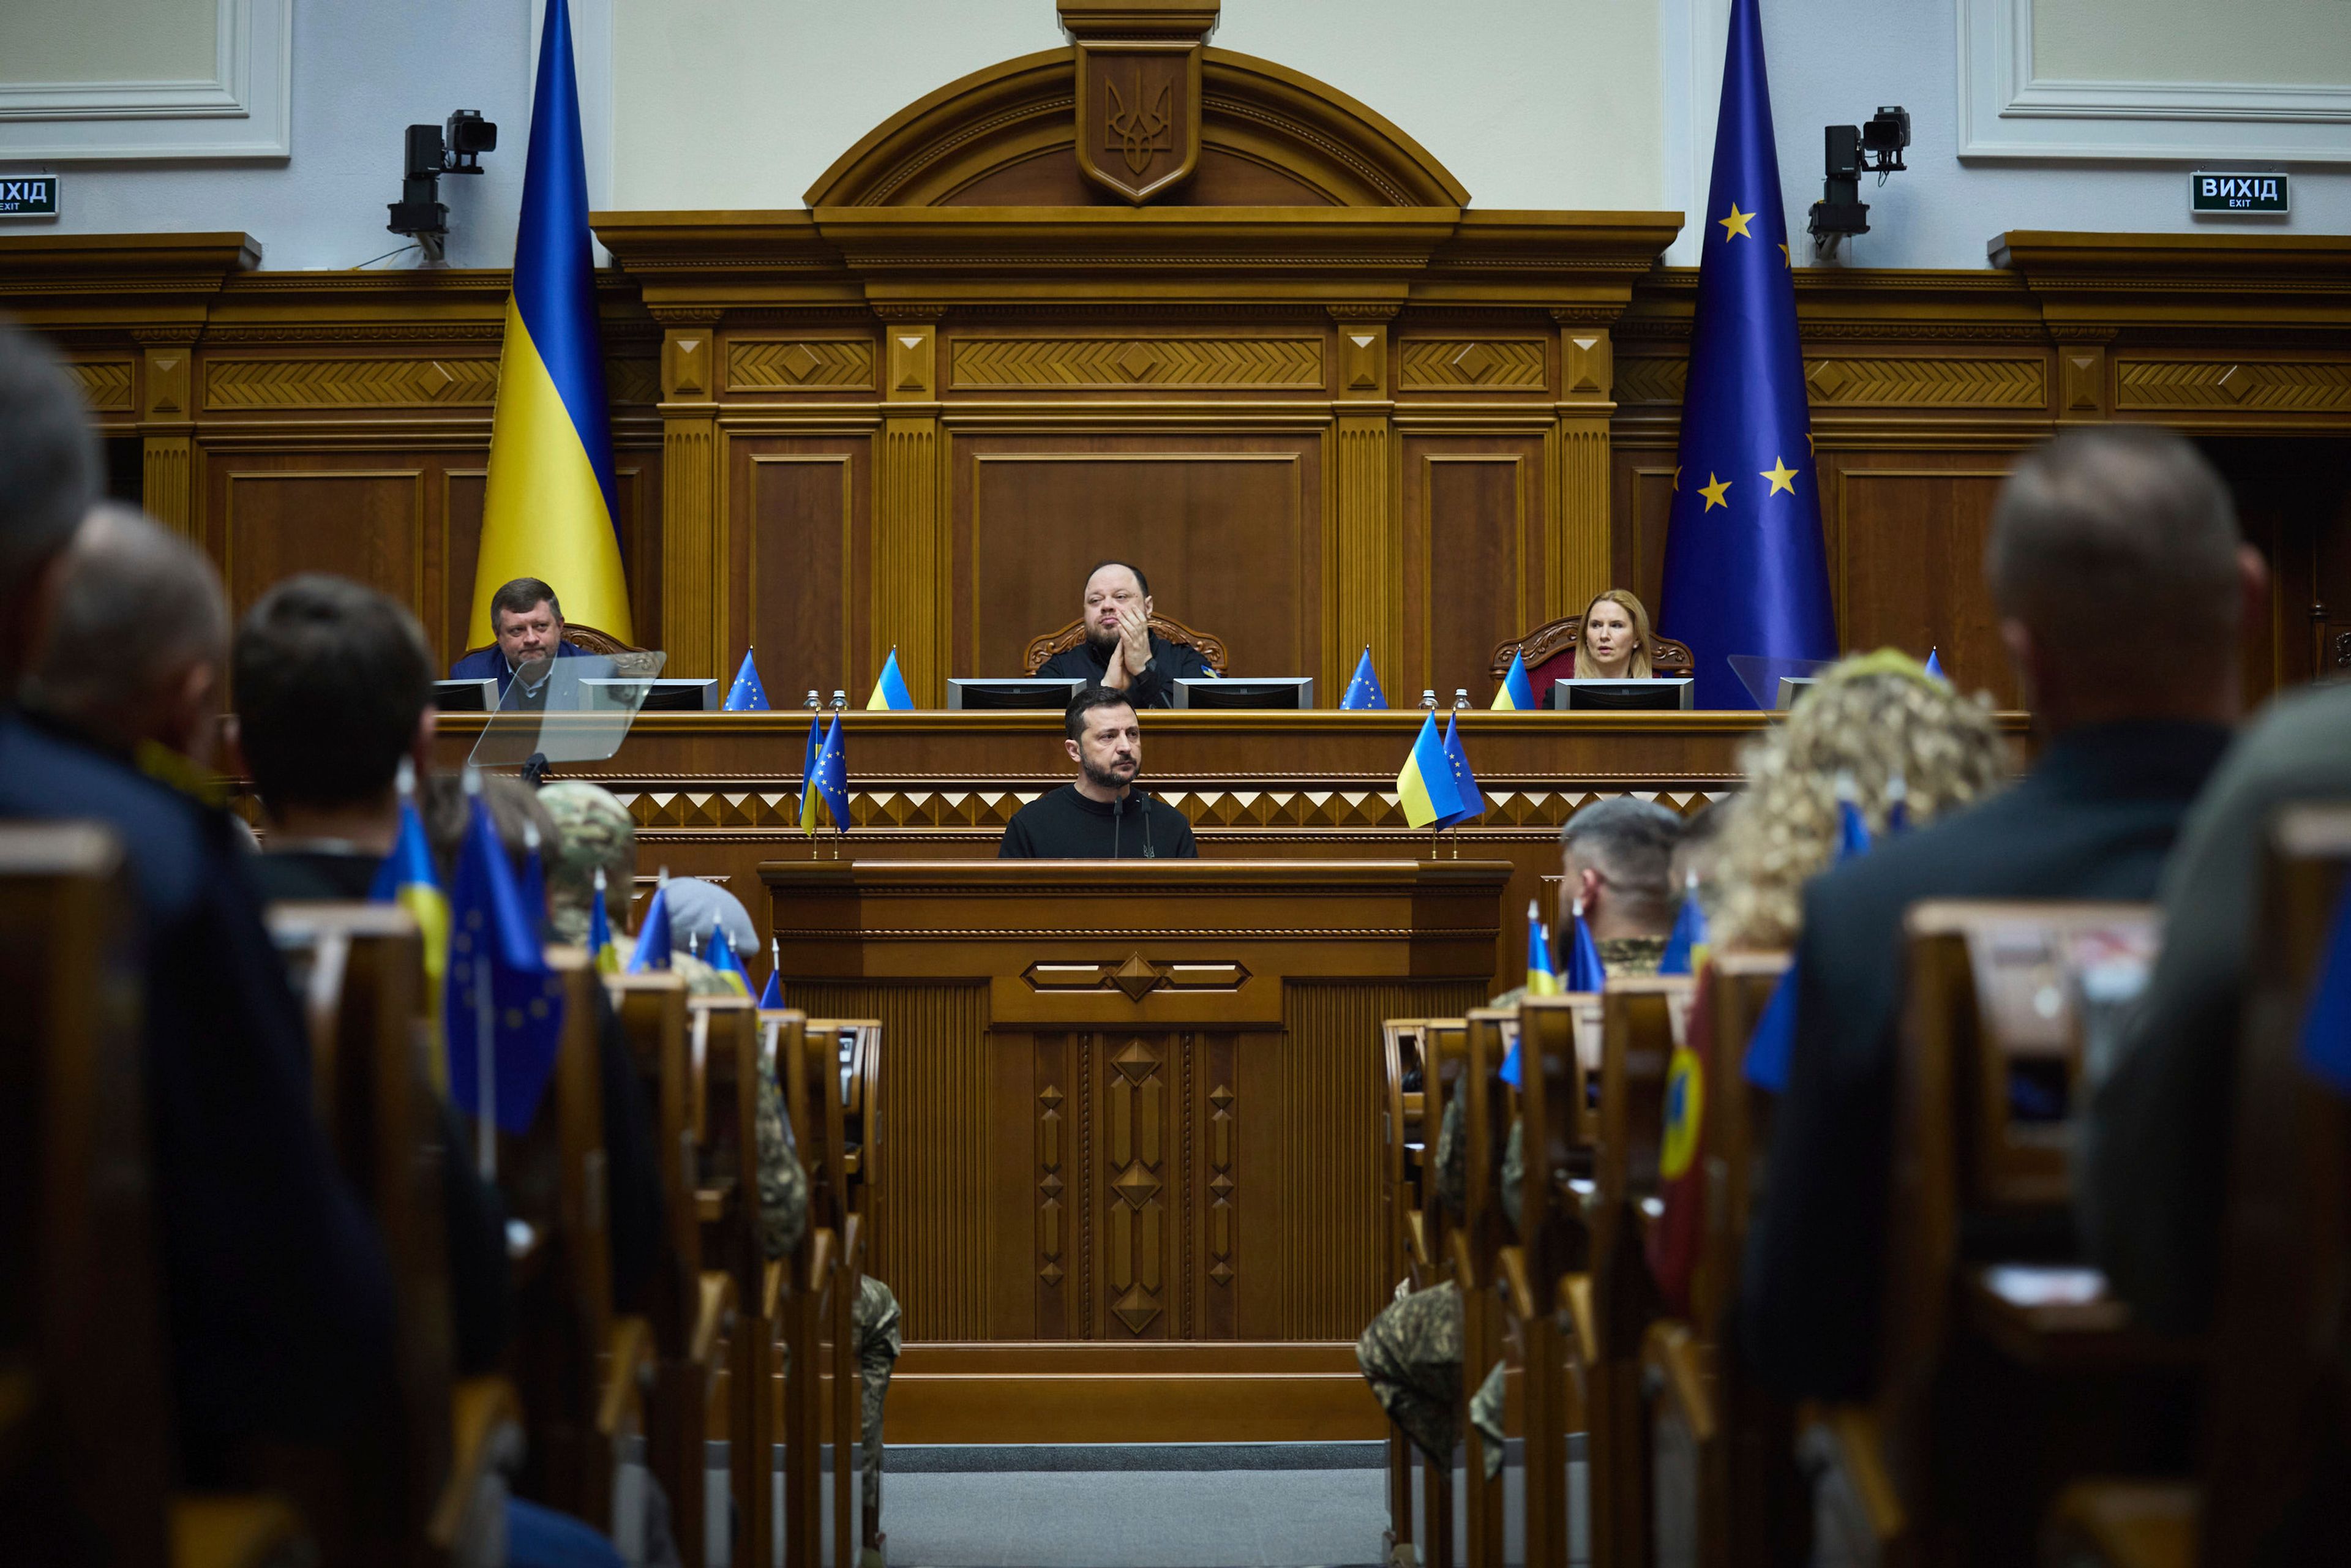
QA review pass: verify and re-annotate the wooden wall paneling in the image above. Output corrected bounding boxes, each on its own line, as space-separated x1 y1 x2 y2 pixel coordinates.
1399 436 1541 698
1553 320 1616 621
1332 306 1400 694
659 325 722 678
216 463 426 630
1826 456 2020 705
1611 451 1677 616
877 317 947 705
727 437 870 705
137 340 198 539
442 469 486 667
951 433 1323 685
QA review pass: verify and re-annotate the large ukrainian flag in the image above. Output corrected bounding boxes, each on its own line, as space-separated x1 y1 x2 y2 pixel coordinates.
469 0 631 647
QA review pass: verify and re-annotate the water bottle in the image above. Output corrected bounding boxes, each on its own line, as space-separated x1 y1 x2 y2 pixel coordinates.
1419 690 1438 711
1452 689 1470 709
830 690 847 712
804 690 821 711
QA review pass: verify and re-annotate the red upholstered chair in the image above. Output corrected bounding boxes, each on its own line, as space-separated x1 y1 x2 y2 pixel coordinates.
1488 618 1695 699
1022 613 1229 675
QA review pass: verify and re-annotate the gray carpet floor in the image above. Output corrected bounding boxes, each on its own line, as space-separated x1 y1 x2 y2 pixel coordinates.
680 1441 1589 1568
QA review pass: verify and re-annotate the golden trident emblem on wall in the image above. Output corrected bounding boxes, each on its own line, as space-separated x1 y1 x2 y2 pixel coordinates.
1105 67 1174 176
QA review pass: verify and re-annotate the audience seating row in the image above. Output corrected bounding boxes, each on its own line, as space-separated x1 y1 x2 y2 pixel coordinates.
1375 802 2350 1568
6 833 888 1568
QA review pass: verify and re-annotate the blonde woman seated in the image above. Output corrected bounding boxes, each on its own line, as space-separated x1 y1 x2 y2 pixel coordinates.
1574 588 1657 680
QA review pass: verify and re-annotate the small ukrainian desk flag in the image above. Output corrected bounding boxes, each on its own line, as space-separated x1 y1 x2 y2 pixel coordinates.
1340 648 1387 710
1395 711 1464 828
468 0 631 646
705 925 752 997
725 651 770 712
868 649 913 711
1924 647 1948 683
797 715 823 832
1493 650 1536 711
369 772 449 1082
588 866 620 974
1659 874 1711 976
1526 902 1561 997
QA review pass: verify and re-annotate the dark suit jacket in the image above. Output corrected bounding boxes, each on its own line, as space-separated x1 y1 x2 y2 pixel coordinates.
1738 720 2230 1400
447 638 586 695
0 710 396 1480
1036 631 1213 709
2083 681 2351 1338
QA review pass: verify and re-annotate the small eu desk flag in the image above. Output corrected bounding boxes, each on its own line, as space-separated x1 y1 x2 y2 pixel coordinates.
868 649 913 711
1493 650 1536 711
1340 648 1387 710
627 877 673 972
1435 715 1485 828
1924 647 1948 683
759 937 783 1011
725 650 770 712
1655 0 1837 709
1395 712 1464 828
446 790 567 1136
806 715 851 831
468 0 631 647
2304 879 2351 1094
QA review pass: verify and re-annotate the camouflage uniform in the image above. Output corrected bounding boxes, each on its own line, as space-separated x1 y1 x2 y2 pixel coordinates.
536 781 636 946
1359 939 1670 1474
679 955 902 1521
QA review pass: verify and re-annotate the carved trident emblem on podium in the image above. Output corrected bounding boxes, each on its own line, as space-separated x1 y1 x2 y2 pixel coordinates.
1105 67 1173 176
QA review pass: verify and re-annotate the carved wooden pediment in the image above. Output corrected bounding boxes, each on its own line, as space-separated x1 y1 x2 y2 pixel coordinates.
805 46 1470 210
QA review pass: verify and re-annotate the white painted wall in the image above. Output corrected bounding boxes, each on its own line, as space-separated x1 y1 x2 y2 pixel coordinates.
1 0 2344 274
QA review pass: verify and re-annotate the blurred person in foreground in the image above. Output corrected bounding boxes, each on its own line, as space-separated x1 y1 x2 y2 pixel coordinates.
1740 427 2259 1419
0 421 395 1489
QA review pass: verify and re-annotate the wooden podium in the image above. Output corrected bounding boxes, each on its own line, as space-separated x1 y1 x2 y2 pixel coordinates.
760 857 1509 1442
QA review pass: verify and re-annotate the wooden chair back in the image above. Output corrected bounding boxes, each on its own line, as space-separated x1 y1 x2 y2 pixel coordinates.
0 824 178 1564
1589 975 1694 1568
1488 617 1697 694
700 997 774 1568
604 971 714 1568
1422 1018 1471 1274
1379 1015 1434 1568
1689 953 1791 1334
1022 612 1229 675
2200 804 2351 1564
787 1013 867 1567
269 899 484 1561
1513 995 1597 1568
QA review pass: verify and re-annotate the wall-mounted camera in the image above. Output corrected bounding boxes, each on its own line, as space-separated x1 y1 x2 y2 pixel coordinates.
386 110 498 262
1807 106 1908 260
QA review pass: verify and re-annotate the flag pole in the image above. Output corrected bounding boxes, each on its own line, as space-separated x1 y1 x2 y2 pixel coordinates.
474 948 496 1181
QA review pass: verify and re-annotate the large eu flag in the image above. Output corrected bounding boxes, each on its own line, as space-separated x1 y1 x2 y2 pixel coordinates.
1655 0 1837 709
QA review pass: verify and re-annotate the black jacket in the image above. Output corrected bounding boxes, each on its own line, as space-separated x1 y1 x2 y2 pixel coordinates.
1738 720 2230 1402
1036 632 1213 709
0 710 396 1480
999 784 1198 860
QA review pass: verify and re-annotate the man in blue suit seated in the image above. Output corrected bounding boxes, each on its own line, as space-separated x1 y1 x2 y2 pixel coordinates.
448 574 588 695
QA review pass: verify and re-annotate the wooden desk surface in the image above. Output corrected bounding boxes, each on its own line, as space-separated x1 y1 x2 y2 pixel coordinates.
426 707 2030 997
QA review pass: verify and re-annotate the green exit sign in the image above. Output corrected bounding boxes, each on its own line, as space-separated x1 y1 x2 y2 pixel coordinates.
0 176 56 217
2193 171 2289 214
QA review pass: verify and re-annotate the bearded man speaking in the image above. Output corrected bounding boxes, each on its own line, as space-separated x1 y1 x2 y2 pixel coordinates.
999 685 1198 860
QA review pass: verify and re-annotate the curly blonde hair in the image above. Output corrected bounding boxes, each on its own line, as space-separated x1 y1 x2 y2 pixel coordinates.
1711 651 2011 951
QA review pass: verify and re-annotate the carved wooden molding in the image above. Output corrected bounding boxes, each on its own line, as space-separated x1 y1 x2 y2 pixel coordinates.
1801 356 2046 408
1398 338 1546 391
951 334 1321 389
804 46 1468 209
68 358 134 411
204 355 498 409
1023 612 1229 674
2116 359 2351 412
727 338 875 393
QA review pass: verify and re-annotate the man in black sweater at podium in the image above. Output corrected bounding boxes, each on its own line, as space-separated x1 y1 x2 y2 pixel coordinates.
1000 685 1198 860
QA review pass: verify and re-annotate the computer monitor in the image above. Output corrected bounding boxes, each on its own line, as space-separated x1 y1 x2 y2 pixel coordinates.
1775 677 1817 710
433 677 500 713
1172 677 1314 710
1552 678 1695 712
579 677 718 712
947 678 1084 711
